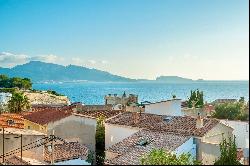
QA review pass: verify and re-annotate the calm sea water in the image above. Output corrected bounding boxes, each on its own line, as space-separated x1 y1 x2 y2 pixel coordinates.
33 81 249 105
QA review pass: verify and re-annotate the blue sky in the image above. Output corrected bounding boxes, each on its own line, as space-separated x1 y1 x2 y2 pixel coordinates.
0 0 249 80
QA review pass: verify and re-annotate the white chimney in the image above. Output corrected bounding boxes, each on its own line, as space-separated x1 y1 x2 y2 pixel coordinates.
196 113 204 128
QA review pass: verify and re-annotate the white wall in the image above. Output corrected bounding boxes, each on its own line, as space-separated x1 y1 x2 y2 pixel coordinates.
105 123 139 149
220 120 249 148
174 137 196 159
145 99 182 116
0 92 12 105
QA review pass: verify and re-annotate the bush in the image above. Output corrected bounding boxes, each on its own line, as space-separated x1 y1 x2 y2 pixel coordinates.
140 148 201 165
212 102 248 121
214 136 242 165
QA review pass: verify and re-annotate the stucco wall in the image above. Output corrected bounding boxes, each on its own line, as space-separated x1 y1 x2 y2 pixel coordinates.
181 108 206 117
220 120 249 148
0 134 45 161
199 142 220 165
47 115 97 152
145 99 182 116
105 123 139 149
202 123 233 144
174 137 196 159
23 120 47 134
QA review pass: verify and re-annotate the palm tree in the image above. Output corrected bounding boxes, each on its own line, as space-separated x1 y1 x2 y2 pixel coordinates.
7 92 30 113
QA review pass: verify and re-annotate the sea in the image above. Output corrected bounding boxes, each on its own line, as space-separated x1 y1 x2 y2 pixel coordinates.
33 81 249 105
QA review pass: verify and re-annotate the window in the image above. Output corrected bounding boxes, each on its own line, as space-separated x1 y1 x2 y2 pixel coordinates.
28 126 31 129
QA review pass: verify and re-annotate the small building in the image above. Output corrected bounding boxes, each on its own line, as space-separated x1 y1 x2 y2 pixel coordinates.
142 99 182 116
104 92 138 106
104 112 233 165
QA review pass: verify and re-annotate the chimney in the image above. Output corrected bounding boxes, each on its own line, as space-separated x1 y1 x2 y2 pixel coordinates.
132 112 140 124
196 113 204 128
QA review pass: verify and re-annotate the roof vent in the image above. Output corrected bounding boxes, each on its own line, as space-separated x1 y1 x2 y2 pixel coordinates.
137 138 149 146
7 119 15 126
163 117 172 123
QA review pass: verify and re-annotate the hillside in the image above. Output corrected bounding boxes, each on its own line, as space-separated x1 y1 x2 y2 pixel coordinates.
0 61 135 83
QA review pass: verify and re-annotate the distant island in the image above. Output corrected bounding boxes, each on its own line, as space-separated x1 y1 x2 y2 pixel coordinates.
0 61 247 83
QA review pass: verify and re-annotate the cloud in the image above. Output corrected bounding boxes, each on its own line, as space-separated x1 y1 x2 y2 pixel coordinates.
0 52 29 67
0 51 110 68
101 60 108 64
29 54 64 63
0 52 64 67
88 60 96 64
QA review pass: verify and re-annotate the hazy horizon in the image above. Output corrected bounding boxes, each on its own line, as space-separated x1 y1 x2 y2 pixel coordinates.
0 0 249 80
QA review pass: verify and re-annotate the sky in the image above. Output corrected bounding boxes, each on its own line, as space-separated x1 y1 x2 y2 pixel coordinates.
0 0 249 80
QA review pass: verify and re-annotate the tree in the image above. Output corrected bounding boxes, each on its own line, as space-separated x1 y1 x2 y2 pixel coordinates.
0 75 32 90
187 89 204 108
141 148 201 165
214 136 242 165
96 116 106 165
239 97 245 103
7 92 30 113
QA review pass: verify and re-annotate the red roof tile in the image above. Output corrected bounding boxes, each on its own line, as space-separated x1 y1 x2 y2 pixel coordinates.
22 106 73 125
75 110 123 119
105 112 219 137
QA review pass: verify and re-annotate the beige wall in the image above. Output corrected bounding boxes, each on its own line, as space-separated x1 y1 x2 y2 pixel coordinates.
105 123 139 149
0 134 45 162
199 142 220 165
181 108 206 117
47 115 97 152
196 123 233 165
202 123 233 144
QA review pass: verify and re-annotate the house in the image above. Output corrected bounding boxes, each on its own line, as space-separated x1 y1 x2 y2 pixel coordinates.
142 99 182 116
104 112 233 165
22 105 73 134
105 129 195 165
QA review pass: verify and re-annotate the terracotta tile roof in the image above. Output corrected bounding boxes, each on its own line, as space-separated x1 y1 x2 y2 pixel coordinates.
4 155 30 165
75 110 123 119
80 105 113 111
105 112 219 137
105 129 190 165
0 113 24 129
44 142 89 163
22 106 73 125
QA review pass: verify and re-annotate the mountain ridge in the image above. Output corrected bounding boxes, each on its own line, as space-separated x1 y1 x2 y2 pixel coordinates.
1 61 246 83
